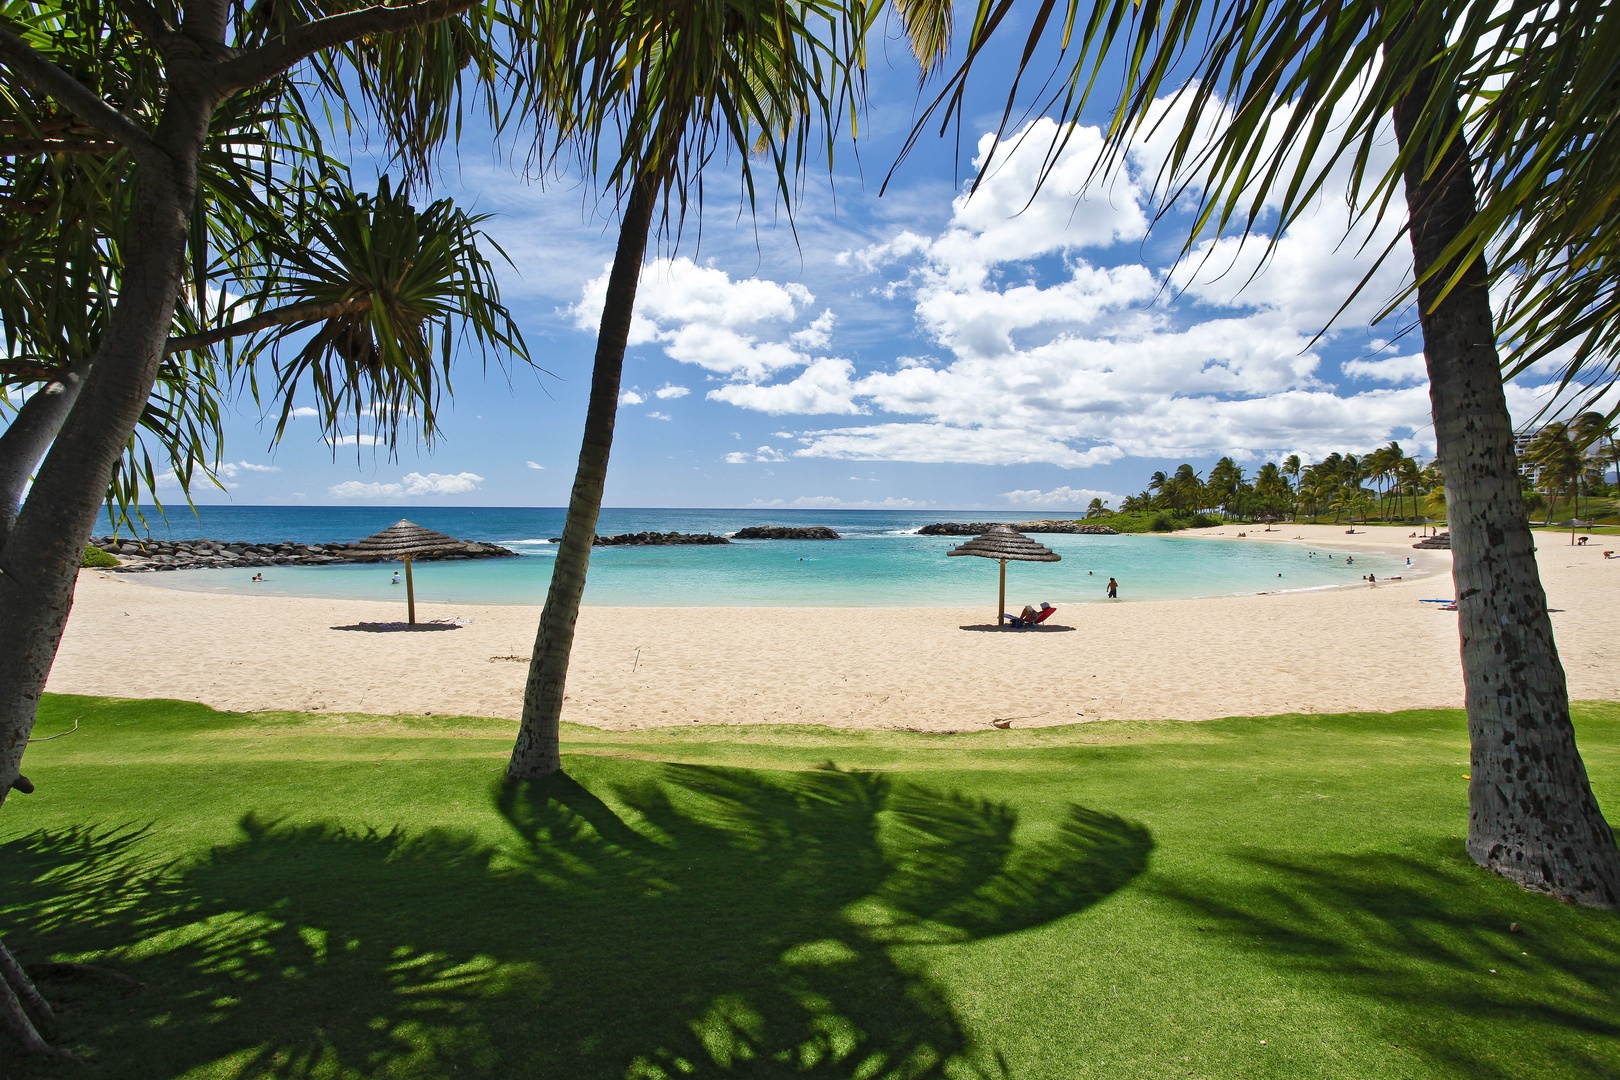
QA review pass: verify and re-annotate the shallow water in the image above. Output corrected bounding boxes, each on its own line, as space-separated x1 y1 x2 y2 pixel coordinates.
103 507 1421 607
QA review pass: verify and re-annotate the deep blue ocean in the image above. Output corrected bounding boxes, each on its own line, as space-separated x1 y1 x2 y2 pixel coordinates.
94 506 1419 607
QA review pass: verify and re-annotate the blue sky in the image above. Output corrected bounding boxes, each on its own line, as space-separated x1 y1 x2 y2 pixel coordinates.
174 13 1580 513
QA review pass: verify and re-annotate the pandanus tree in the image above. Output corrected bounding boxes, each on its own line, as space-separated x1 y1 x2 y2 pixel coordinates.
504 0 951 778
0 0 529 1054
921 0 1620 902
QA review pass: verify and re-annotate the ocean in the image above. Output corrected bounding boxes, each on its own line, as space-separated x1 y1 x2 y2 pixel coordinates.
94 506 1419 607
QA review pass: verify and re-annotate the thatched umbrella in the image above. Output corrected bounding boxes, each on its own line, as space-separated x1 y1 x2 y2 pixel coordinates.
1559 518 1592 546
351 519 465 624
947 525 1061 626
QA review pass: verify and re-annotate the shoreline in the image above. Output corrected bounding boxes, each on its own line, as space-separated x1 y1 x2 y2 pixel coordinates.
49 525 1620 731
107 522 1441 609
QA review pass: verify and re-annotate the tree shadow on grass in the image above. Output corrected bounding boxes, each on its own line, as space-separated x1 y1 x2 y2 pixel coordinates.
1 765 1152 1079
1158 847 1620 1079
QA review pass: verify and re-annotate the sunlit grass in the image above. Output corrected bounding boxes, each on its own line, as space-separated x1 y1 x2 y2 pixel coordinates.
3 695 1617 1078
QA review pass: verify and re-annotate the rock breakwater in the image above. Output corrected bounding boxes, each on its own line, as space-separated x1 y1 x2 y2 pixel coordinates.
547 531 730 546
917 520 1119 536
91 536 517 571
732 526 841 540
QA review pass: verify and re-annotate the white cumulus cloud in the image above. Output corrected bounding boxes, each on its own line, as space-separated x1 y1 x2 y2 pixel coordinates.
328 471 485 499
216 461 280 479
1003 486 1122 509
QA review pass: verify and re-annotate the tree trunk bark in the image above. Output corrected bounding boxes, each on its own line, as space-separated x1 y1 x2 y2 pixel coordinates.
0 82 212 811
0 356 91 549
0 936 65 1060
507 176 658 778
1391 65 1620 907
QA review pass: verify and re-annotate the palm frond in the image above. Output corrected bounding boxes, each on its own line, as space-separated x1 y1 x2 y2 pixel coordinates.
913 0 1619 391
208 175 529 454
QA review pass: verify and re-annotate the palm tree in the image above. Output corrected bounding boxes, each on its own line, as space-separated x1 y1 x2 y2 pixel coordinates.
1362 443 1391 518
505 0 944 778
0 0 528 1055
1254 461 1288 519
1572 412 1618 505
1208 456 1242 519
922 0 1620 903
1282 454 1303 519
1396 456 1422 522
1086 497 1109 519
1165 463 1203 515
1524 424 1584 524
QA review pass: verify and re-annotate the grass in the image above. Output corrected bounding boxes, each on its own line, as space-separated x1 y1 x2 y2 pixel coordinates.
3 696 1619 1079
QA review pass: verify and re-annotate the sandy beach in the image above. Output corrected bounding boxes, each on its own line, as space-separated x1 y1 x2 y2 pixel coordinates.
46 524 1620 731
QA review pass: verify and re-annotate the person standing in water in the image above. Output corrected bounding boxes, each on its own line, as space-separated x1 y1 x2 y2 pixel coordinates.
1106 577 1118 599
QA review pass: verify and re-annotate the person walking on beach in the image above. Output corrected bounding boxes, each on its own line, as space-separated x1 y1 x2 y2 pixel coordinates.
1106 577 1118 599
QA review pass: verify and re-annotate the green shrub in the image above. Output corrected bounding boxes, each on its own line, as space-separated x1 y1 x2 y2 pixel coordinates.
81 544 119 569
1149 511 1175 532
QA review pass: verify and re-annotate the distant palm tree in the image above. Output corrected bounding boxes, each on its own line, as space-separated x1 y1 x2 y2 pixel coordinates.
1208 456 1242 519
1086 497 1109 519
1147 470 1171 509
1282 454 1303 519
1396 456 1423 521
1572 412 1619 504
1120 492 1151 514
1524 423 1584 523
1254 461 1288 518
1168 463 1204 514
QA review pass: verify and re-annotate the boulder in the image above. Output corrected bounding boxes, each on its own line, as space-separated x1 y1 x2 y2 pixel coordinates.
917 520 1118 536
733 525 841 540
588 531 730 546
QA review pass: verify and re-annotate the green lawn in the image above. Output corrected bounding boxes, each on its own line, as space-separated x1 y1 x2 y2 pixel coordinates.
3 696 1618 1079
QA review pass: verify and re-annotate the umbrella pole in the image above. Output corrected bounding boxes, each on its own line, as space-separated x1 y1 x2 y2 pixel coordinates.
998 558 1006 627
404 556 416 625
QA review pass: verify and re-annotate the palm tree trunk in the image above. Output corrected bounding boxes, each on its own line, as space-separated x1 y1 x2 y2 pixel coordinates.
0 356 92 548
508 175 658 778
0 81 211 1053
1391 65 1620 906
0 99 206 806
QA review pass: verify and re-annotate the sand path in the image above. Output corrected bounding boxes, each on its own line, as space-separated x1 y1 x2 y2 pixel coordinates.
47 523 1620 731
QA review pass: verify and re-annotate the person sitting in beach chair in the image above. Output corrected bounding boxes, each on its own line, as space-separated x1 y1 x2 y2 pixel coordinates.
1005 602 1057 628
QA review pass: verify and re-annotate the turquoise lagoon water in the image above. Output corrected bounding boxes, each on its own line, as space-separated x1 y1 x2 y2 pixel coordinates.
98 506 1423 607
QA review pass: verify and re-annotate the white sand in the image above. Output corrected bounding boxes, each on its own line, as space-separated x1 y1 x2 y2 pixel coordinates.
47 524 1620 731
